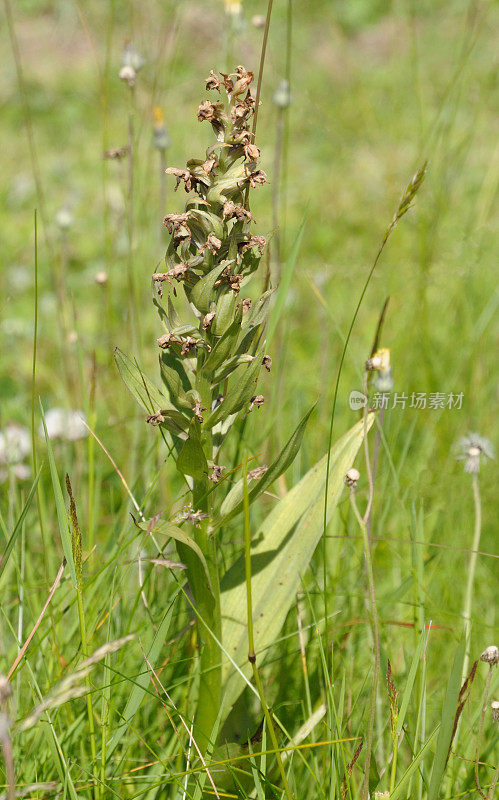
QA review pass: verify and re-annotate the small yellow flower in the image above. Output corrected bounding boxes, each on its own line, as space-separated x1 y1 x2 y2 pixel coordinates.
224 0 242 16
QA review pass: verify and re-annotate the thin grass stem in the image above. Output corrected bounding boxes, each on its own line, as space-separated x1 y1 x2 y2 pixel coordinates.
349 488 380 800
462 473 482 682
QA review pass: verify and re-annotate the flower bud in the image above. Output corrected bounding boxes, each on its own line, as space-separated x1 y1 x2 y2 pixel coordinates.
345 468 360 488
480 646 499 666
119 65 136 86
94 271 108 286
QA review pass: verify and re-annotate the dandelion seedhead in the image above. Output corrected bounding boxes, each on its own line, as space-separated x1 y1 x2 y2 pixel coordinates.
456 433 495 474
39 408 88 442
480 645 499 666
0 424 31 483
119 43 145 87
146 66 271 467
491 700 499 725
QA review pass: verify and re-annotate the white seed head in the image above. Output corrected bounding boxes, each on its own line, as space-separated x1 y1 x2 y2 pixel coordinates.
491 700 499 723
94 271 108 285
375 367 394 393
273 79 291 109
55 206 73 231
252 14 266 28
345 467 360 488
121 44 145 73
119 65 136 86
456 433 495 474
0 463 31 483
0 424 31 466
481 646 499 666
40 409 88 442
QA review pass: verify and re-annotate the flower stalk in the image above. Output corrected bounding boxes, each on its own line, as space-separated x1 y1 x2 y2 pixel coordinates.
140 66 271 751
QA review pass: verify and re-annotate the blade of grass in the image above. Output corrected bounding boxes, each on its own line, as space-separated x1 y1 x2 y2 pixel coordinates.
39 401 77 587
427 639 465 800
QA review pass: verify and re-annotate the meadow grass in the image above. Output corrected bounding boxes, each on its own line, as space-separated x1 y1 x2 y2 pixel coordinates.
0 0 497 798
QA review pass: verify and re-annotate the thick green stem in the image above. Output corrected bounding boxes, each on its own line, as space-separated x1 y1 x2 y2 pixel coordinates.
178 478 222 754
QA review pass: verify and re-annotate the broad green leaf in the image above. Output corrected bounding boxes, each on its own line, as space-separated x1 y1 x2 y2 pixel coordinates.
176 420 208 479
136 518 213 595
212 291 236 336
212 354 254 385
159 352 191 406
189 264 225 314
242 288 276 332
202 311 243 375
105 592 177 758
215 404 315 527
115 348 170 414
0 466 41 581
204 353 262 429
427 639 465 800
220 414 374 715
267 215 306 346
40 402 77 588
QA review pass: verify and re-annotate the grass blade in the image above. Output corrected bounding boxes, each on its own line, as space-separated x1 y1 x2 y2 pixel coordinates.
427 639 465 800
39 402 77 587
0 465 41 581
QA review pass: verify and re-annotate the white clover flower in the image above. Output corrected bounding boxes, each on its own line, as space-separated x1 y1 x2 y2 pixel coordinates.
456 433 495 474
0 425 31 465
40 409 88 442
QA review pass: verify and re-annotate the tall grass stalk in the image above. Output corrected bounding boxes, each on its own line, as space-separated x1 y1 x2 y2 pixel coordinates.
322 163 427 642
348 465 380 800
65 476 99 799
462 472 482 683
